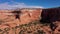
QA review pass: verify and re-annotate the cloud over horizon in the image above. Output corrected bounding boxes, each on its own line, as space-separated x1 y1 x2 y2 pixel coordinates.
0 2 43 10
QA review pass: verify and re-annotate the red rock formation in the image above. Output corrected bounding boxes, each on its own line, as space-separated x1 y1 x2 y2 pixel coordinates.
40 8 60 23
0 8 42 25
40 7 60 32
0 8 43 34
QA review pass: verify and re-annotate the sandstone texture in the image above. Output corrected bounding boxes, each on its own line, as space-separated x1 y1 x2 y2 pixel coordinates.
0 8 42 34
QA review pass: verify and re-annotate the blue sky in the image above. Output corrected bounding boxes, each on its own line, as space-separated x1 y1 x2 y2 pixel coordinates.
0 0 60 9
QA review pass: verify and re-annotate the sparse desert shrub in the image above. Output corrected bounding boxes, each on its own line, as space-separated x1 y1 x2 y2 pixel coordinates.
37 30 46 34
0 20 5 25
0 29 3 32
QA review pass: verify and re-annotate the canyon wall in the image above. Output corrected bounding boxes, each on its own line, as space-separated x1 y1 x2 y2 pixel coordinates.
40 7 60 23
0 8 42 26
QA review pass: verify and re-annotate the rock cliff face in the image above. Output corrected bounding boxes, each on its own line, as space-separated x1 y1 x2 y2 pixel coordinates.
0 8 42 25
40 8 60 23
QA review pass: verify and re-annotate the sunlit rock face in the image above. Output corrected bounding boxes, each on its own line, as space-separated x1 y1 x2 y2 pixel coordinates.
0 8 42 25
20 8 42 24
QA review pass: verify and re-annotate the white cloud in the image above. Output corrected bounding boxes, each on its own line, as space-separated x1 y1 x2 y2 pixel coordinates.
0 2 43 10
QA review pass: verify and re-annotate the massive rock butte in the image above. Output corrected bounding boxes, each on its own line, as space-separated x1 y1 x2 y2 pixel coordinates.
40 7 60 23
